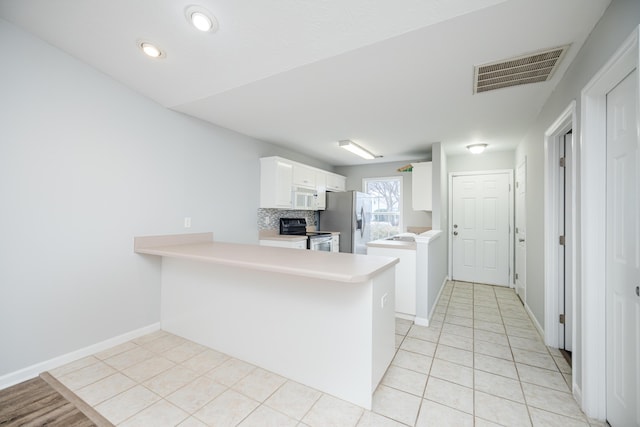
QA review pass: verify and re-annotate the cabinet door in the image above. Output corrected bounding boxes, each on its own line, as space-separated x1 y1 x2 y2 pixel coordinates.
331 235 340 252
327 173 346 192
315 172 327 210
293 164 316 189
260 157 293 208
411 162 432 211
259 239 307 249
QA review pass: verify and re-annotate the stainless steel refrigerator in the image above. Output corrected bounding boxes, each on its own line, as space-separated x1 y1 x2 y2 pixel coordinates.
319 191 373 254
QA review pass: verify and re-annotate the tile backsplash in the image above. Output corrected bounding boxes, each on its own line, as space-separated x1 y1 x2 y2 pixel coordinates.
258 209 318 231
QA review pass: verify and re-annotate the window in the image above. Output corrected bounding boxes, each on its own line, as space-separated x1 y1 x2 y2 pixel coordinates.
363 176 403 240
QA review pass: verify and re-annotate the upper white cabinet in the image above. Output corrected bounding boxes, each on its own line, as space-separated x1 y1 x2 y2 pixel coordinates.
260 156 345 210
260 157 293 209
326 173 346 192
293 164 316 189
315 171 327 210
412 162 432 211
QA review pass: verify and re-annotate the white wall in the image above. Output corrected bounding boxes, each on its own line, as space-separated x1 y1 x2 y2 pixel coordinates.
447 150 515 173
0 18 329 379
335 160 432 230
514 0 640 391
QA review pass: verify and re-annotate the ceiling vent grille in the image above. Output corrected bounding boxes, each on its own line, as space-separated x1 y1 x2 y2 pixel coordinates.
473 45 570 94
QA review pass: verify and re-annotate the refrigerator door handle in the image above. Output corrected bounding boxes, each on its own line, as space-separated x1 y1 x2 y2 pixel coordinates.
360 206 365 238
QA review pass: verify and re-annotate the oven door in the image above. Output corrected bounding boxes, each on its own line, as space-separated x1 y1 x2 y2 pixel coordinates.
309 236 332 252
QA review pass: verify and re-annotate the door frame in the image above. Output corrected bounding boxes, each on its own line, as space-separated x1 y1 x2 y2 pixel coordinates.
515 157 527 302
543 102 576 350
447 169 514 286
580 26 639 419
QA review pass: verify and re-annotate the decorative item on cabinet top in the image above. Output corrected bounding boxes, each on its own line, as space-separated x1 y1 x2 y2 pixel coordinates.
259 156 346 210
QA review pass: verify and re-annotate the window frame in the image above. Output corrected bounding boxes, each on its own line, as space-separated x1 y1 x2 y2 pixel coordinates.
362 175 404 238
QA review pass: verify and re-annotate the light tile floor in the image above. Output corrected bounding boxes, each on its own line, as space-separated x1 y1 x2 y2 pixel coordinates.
49 281 606 426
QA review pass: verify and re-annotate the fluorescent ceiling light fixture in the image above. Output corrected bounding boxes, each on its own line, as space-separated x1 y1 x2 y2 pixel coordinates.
467 143 488 154
186 6 218 32
139 41 164 58
339 140 376 160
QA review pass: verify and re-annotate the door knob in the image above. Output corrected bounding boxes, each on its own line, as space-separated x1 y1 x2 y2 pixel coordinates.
519 238 525 243
453 231 458 236
453 224 458 229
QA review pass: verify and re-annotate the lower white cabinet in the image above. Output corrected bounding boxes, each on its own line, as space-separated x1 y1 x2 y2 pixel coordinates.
259 239 307 250
367 246 416 316
331 234 340 252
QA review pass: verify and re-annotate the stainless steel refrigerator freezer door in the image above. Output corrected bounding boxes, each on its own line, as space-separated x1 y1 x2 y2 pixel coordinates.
321 191 355 253
353 192 372 254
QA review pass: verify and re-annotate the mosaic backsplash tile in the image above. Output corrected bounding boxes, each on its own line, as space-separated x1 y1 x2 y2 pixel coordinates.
258 208 318 231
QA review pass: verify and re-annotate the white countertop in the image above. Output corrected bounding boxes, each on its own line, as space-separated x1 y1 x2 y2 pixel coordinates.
258 235 307 242
135 233 397 283
367 239 417 250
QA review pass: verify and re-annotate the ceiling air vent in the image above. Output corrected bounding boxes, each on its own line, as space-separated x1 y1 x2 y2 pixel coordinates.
473 45 570 94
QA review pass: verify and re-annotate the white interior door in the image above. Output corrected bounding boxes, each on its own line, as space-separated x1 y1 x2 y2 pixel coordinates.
557 133 574 353
605 68 639 427
515 159 527 301
451 173 511 286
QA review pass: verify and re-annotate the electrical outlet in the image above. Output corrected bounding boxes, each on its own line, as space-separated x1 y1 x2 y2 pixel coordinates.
184 217 192 228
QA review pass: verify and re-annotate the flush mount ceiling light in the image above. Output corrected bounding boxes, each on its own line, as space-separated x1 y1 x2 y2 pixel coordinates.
467 143 488 154
138 41 165 58
339 140 377 160
185 5 218 33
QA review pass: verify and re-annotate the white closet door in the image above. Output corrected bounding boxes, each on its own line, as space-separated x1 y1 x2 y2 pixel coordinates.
606 69 639 427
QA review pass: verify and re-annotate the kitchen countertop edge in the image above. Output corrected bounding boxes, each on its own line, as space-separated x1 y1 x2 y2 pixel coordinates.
135 234 397 284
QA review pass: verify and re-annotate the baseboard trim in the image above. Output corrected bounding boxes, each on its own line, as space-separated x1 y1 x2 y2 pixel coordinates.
395 313 415 322
0 322 160 390
414 317 429 327
524 302 545 338
416 276 450 328
573 382 583 409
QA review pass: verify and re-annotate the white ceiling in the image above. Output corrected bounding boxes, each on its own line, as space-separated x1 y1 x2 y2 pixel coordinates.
0 0 610 165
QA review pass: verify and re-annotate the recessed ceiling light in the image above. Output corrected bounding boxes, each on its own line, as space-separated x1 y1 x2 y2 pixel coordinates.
467 143 488 154
185 6 218 33
139 41 165 59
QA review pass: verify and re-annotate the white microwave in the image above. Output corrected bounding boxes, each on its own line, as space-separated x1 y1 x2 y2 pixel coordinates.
292 187 317 210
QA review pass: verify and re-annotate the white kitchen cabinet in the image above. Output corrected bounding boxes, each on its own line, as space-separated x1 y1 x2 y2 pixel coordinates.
367 245 416 317
331 234 340 252
259 239 307 249
315 171 327 210
412 162 432 211
260 156 346 210
260 157 293 209
326 173 346 192
293 164 316 189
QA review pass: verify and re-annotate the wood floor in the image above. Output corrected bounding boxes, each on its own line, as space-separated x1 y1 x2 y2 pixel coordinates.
0 374 112 427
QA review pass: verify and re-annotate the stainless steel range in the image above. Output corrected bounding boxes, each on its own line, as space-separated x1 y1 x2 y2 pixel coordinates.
279 218 333 251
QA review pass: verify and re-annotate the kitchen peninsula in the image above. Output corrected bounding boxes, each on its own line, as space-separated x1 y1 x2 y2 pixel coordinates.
134 232 398 409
